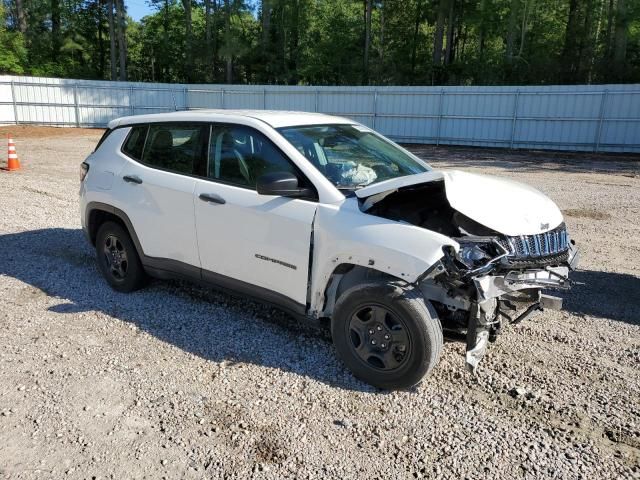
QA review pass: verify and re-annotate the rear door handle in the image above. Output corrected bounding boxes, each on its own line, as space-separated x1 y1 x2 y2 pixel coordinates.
123 175 143 184
199 193 226 205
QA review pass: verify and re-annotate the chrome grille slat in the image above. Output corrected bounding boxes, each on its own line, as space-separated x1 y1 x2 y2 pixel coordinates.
503 223 569 260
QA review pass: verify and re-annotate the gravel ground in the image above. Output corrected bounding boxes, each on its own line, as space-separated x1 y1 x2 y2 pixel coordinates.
0 128 639 479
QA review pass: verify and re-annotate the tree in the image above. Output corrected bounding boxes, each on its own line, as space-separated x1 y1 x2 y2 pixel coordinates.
0 2 27 72
0 0 638 85
107 0 117 79
115 0 127 80
612 0 628 80
363 0 372 83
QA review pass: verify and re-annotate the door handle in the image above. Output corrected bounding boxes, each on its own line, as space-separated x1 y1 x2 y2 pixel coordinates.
199 193 226 205
123 175 143 184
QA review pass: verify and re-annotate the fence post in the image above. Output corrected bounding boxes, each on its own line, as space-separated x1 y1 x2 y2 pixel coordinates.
594 89 608 153
372 90 378 130
263 88 267 110
129 86 134 116
183 87 189 110
73 83 80 127
10 80 19 125
315 89 319 112
171 89 178 111
435 89 445 146
510 90 520 149
221 89 225 109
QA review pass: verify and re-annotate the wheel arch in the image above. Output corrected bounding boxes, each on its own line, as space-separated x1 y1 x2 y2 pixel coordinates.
314 263 410 319
86 202 145 257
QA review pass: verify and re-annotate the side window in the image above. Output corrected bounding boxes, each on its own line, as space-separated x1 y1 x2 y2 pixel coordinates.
141 123 207 176
122 125 147 160
208 124 301 189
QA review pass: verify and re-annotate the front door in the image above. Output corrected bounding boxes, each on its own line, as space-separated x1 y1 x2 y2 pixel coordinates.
194 123 317 310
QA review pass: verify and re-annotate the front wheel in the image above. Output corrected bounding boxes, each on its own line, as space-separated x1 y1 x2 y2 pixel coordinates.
331 282 443 390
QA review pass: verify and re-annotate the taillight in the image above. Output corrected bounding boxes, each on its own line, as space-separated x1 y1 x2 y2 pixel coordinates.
80 162 90 181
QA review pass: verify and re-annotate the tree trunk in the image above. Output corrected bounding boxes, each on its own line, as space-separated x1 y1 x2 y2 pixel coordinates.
518 0 531 57
115 0 127 81
363 0 372 84
444 0 455 65
15 0 27 34
107 0 117 80
205 0 217 82
182 0 193 82
224 0 232 84
478 0 487 56
604 0 614 61
262 0 271 51
612 0 628 80
561 0 581 82
433 0 447 65
97 0 106 78
162 0 170 81
577 0 594 81
411 0 422 74
505 0 520 60
51 0 61 61
288 0 300 84
379 0 385 82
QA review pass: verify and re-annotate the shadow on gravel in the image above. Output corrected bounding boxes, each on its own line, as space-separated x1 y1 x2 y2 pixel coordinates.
0 228 376 393
561 269 640 325
405 145 640 176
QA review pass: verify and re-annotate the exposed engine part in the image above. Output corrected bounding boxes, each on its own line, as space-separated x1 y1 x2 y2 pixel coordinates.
364 181 459 237
497 293 563 324
465 303 491 374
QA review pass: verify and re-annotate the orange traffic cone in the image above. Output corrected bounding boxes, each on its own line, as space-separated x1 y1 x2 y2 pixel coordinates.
7 134 21 171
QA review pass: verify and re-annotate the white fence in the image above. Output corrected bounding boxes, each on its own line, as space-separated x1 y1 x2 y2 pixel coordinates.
1 75 639 153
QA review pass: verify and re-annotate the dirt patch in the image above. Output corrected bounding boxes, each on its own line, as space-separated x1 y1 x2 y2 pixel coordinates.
564 208 612 220
0 125 103 139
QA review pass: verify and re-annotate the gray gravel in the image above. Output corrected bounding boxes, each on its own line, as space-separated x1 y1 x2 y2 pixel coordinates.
0 129 639 479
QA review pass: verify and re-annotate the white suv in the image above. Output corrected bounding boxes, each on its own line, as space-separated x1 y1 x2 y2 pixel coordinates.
80 110 579 389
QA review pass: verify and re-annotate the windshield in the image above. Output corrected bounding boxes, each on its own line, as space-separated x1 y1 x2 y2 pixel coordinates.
277 124 430 190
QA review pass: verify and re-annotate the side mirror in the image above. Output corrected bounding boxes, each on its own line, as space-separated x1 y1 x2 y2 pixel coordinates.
256 171 314 198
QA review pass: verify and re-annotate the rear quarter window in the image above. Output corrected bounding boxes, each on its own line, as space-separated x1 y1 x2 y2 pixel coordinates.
122 125 148 160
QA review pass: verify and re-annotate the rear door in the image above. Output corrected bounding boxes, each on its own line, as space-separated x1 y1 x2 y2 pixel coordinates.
116 123 208 269
194 123 318 310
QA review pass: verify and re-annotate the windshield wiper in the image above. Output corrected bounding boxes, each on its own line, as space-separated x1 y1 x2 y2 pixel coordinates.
334 183 370 190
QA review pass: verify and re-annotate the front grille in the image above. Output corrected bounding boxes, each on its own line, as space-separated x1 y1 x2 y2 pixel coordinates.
497 223 569 260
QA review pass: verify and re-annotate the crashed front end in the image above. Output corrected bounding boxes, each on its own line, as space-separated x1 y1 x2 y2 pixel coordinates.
420 222 579 372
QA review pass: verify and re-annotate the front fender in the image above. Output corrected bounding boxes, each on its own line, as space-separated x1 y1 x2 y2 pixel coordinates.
309 200 458 314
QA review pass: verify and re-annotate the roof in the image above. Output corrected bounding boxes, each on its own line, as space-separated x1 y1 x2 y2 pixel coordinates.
107 109 355 129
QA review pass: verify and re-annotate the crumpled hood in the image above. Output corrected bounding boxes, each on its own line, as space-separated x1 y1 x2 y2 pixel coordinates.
355 170 563 236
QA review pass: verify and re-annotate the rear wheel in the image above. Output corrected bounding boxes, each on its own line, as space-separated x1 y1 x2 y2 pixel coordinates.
96 221 147 292
331 282 443 390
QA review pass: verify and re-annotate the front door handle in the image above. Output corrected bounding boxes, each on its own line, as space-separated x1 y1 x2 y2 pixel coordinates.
123 175 143 184
199 193 226 205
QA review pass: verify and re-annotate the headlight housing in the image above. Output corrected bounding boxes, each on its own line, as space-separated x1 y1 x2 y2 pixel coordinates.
457 243 491 268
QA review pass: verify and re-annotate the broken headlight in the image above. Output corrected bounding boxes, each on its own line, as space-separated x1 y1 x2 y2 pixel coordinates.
453 237 510 271
456 243 492 268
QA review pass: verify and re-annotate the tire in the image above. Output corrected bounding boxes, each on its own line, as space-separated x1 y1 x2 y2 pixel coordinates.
95 221 147 293
331 282 443 390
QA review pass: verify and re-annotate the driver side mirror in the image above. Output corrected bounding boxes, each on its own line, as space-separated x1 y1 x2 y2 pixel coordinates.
256 171 314 198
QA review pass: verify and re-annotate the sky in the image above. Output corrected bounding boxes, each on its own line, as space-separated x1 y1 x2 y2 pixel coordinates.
127 0 155 21
125 0 260 22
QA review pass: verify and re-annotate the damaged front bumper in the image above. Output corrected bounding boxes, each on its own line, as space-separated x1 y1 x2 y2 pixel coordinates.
422 241 580 374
